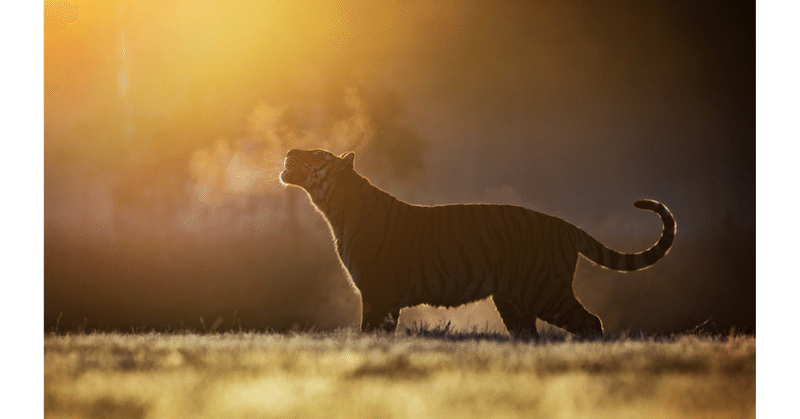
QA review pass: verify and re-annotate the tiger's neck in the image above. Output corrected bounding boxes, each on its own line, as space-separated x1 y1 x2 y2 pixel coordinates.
311 170 396 241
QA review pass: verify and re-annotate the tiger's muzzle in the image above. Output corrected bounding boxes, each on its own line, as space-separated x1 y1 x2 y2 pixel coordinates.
280 154 307 185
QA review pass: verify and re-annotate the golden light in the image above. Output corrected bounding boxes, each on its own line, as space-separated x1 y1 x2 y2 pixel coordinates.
44 0 755 337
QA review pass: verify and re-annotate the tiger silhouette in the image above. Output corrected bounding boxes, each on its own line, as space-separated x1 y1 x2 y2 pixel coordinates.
280 148 675 337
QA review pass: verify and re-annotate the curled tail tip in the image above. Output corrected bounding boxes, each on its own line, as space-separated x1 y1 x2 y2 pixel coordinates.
635 198 676 249
633 199 661 210
582 199 676 272
633 200 674 223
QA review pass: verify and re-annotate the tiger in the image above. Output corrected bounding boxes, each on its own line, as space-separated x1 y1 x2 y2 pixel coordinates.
280 148 675 338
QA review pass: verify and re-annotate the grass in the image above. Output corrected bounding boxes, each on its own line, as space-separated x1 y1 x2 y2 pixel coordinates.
44 328 755 419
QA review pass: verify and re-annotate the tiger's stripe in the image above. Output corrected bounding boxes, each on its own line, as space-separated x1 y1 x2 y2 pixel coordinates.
280 149 676 338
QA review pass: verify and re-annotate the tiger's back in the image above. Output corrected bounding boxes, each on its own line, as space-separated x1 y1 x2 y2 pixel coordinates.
280 148 675 337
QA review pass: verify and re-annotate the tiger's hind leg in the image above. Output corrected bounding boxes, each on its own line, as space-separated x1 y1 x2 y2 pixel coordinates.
361 304 400 333
492 295 539 339
531 287 603 337
527 243 603 338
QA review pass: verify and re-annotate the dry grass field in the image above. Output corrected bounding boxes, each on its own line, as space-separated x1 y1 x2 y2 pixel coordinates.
44 330 754 419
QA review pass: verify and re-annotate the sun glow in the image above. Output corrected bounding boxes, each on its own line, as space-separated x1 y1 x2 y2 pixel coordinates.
45 0 424 165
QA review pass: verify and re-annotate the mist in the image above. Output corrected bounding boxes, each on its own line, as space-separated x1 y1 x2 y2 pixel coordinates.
45 0 754 334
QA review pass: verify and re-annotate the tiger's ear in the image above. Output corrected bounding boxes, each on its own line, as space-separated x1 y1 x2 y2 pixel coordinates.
341 152 355 168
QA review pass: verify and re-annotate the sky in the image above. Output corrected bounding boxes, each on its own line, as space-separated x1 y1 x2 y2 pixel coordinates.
40 0 755 334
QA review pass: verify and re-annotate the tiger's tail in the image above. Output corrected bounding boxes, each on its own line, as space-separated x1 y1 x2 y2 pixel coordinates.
577 199 675 272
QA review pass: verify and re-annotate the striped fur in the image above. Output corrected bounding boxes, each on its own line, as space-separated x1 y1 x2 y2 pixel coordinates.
281 149 676 337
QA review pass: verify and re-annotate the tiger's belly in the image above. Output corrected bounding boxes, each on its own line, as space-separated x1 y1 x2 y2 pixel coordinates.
394 239 498 309
406 272 495 309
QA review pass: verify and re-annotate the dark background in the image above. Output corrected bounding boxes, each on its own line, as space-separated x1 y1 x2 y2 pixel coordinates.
45 0 754 334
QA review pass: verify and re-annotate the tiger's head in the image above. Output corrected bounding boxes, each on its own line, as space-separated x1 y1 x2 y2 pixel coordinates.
280 148 355 199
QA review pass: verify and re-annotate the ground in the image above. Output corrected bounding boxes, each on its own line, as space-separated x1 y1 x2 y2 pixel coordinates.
44 329 755 419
